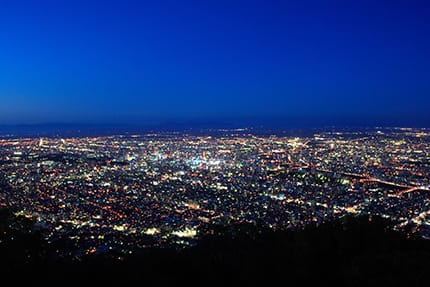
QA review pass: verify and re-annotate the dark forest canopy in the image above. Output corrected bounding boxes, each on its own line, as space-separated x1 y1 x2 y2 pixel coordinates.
0 208 429 285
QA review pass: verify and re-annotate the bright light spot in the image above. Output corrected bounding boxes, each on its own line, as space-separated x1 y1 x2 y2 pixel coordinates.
172 228 197 238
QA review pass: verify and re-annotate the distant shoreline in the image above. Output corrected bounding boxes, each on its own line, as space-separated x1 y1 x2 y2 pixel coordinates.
0 123 429 138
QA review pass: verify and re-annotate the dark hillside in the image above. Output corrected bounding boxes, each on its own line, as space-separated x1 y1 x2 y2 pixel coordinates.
1 209 428 285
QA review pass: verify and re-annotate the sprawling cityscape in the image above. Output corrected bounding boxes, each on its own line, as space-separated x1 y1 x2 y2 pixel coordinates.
1 127 429 257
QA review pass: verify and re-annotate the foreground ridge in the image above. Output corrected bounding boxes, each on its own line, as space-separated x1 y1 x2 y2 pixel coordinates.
1 209 429 285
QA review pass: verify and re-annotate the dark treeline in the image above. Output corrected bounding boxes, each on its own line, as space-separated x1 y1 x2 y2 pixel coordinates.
0 208 428 285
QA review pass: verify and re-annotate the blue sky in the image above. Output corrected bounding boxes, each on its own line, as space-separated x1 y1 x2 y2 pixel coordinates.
0 0 429 126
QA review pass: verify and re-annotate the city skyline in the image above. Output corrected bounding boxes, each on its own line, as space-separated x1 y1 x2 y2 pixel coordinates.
1 0 429 126
2 128 430 255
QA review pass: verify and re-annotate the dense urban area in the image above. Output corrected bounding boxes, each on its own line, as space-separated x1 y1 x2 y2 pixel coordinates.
0 127 429 257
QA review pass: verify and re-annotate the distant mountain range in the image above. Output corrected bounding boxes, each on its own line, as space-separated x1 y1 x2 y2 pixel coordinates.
0 116 428 137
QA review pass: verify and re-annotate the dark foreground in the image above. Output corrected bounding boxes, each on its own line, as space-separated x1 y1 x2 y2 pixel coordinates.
1 209 428 285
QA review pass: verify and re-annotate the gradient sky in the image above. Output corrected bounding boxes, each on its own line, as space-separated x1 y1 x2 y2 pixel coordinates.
0 0 429 126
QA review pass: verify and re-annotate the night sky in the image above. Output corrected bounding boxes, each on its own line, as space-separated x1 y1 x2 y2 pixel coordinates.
1 0 429 126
